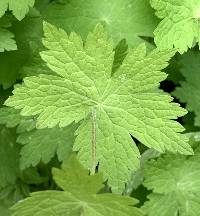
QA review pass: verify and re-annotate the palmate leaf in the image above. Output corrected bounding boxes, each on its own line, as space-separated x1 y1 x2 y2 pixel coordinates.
150 0 200 53
174 51 200 127
142 153 200 216
0 0 35 21
11 155 144 216
5 22 192 193
43 0 158 47
0 107 76 169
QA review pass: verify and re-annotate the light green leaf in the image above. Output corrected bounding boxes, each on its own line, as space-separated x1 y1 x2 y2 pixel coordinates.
150 0 200 53
43 0 158 47
0 0 35 21
143 154 200 216
0 28 17 52
174 51 200 127
11 156 144 216
5 22 192 193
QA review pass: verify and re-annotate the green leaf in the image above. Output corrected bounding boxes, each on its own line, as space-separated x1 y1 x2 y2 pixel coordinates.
0 0 35 21
150 0 200 53
5 22 192 193
0 107 27 127
0 126 19 188
164 54 184 84
112 39 128 73
142 154 200 216
11 155 144 216
0 9 43 89
0 87 11 106
0 183 28 216
43 0 158 47
19 41 55 78
173 51 200 127
0 28 16 52
0 17 17 52
124 149 160 195
0 107 76 169
17 123 77 170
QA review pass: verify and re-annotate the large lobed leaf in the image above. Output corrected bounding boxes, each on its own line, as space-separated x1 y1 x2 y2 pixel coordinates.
5 22 192 193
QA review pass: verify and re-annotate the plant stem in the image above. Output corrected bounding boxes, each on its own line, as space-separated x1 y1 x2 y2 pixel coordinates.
91 109 97 175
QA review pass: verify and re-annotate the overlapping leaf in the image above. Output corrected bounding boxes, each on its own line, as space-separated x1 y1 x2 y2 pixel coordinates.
0 9 43 89
0 167 45 216
0 184 27 216
142 153 200 216
174 51 200 126
18 124 76 169
11 155 144 216
0 107 76 169
43 0 158 47
0 0 35 20
151 0 200 53
4 22 192 192
0 17 17 52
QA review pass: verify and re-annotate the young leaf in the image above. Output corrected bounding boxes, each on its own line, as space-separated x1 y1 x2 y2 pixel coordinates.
5 22 192 193
11 155 144 216
0 0 35 21
43 0 158 47
142 153 200 216
0 28 16 52
150 0 200 53
174 51 200 127
0 17 17 52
